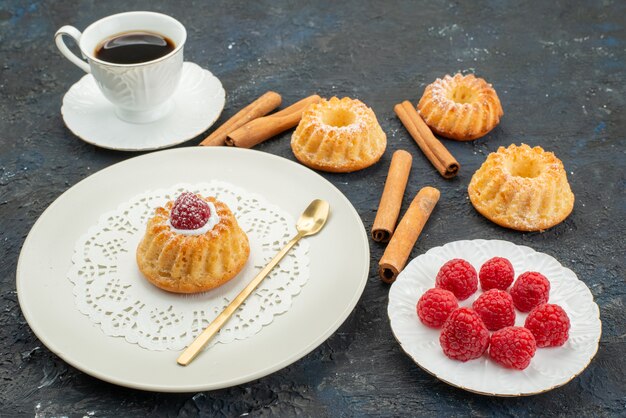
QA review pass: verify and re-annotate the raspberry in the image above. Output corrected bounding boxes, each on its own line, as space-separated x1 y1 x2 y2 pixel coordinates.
489 326 537 370
416 289 458 328
472 289 516 331
435 259 478 301
510 272 550 312
479 257 515 291
440 307 489 361
525 303 570 347
170 192 210 230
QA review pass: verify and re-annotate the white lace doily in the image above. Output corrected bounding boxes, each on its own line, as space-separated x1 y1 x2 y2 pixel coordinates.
67 181 310 351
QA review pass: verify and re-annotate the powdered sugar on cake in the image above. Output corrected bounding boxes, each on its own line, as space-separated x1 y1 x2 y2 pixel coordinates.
290 96 387 172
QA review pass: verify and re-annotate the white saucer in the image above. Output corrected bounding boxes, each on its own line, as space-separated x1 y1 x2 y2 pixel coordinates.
388 239 601 396
61 62 225 151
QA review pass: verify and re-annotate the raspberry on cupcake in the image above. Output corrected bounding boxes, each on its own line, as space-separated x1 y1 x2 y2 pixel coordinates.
170 192 211 230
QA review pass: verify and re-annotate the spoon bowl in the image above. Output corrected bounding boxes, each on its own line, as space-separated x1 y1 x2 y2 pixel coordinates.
297 199 330 237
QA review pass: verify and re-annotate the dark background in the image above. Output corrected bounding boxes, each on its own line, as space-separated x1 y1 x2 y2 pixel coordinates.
1 0 624 416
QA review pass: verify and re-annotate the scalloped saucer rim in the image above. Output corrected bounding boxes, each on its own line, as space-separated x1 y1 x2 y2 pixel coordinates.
61 62 225 151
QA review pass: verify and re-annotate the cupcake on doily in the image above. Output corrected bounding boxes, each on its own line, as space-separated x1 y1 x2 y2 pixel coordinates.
136 191 250 293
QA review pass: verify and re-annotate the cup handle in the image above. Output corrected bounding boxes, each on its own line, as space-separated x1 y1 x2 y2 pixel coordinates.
54 25 91 73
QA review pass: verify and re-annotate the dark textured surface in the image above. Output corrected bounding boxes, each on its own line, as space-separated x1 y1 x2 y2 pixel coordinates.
1 0 625 416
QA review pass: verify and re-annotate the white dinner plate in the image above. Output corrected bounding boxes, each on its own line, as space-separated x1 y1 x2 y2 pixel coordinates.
17 147 369 392
388 239 601 396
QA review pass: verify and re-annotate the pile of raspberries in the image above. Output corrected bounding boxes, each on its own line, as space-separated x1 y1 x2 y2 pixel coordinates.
416 257 570 370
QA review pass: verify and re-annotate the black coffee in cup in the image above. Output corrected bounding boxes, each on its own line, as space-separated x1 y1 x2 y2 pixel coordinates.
95 31 175 64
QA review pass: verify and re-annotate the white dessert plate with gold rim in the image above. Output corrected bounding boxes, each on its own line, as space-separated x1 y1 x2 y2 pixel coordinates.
16 147 369 392
388 239 601 397
61 62 225 151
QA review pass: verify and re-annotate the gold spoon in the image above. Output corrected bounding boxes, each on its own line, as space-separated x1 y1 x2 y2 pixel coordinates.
177 199 330 366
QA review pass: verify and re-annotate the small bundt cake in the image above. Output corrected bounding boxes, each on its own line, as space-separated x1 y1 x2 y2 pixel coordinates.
291 96 387 172
418 73 503 141
468 144 575 231
136 192 249 293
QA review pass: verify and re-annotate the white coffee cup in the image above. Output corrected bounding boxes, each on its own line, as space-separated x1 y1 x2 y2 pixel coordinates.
55 11 187 123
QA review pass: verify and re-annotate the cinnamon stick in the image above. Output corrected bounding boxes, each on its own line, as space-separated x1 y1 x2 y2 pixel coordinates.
226 95 321 148
371 150 413 242
199 91 282 146
394 101 460 179
378 186 440 283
